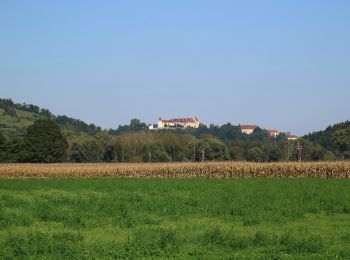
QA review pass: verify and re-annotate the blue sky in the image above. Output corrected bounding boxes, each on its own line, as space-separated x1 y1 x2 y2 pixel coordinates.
1 1 349 135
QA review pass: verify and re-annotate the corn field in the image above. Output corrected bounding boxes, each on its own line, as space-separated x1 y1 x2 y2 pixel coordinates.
0 162 350 179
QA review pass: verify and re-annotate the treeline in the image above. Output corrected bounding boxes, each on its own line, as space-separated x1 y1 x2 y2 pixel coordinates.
0 98 150 135
304 121 350 159
0 98 101 135
0 118 339 163
1 98 349 163
0 98 52 118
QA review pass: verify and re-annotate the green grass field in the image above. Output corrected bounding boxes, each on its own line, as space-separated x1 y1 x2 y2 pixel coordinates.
1 179 350 259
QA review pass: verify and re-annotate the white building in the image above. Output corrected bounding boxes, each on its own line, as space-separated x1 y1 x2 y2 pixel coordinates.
240 125 258 135
267 129 280 138
287 135 298 141
152 117 200 129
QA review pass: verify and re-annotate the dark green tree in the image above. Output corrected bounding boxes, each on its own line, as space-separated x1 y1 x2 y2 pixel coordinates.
4 136 29 162
69 142 85 162
267 147 281 162
130 118 147 131
116 118 148 134
24 119 68 163
4 106 17 117
247 147 265 162
230 146 245 161
197 135 229 161
83 140 103 162
332 128 350 154
0 131 6 162
0 131 5 148
145 144 172 162
311 144 327 161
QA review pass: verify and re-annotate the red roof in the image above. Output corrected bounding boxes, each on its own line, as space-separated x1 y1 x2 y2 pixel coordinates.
267 129 279 133
241 125 258 130
160 117 199 124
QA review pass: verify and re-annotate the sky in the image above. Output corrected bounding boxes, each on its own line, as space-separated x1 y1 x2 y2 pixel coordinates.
1 1 350 135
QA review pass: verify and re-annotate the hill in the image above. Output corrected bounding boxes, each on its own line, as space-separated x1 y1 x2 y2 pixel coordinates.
0 98 102 135
304 121 350 159
1 97 349 163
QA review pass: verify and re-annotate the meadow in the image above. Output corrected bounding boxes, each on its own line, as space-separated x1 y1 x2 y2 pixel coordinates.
1 178 350 259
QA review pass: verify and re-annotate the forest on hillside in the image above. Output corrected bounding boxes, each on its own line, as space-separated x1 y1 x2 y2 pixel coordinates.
0 98 349 163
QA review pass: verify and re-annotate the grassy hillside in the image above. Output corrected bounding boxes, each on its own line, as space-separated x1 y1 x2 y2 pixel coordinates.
0 179 350 258
0 108 44 135
0 98 101 135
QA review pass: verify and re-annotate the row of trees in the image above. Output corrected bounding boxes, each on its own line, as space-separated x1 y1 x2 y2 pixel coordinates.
0 98 51 118
0 118 345 163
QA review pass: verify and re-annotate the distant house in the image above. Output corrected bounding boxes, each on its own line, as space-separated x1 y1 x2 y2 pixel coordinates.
267 129 280 138
150 117 200 130
240 125 258 135
287 135 298 141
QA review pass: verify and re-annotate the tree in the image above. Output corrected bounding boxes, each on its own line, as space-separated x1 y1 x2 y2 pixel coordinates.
323 151 336 161
267 147 281 162
130 118 147 131
83 140 103 162
197 135 229 161
24 119 68 163
4 136 28 162
145 144 172 162
0 132 6 162
332 128 350 153
4 107 17 117
250 127 271 141
311 144 327 161
229 146 245 161
161 134 195 161
116 118 148 134
68 142 85 162
0 131 5 148
247 147 264 162
40 108 52 117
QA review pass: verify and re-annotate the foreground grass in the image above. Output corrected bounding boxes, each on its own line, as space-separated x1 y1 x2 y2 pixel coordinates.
1 179 350 259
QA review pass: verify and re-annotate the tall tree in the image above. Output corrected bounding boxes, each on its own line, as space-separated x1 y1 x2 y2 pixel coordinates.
24 119 68 163
197 135 229 161
0 131 5 162
0 131 5 148
68 142 85 162
247 147 265 162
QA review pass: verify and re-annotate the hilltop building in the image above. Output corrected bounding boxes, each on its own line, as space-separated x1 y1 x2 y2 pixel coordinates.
241 125 281 138
149 117 200 130
287 135 298 141
267 129 280 138
240 125 258 135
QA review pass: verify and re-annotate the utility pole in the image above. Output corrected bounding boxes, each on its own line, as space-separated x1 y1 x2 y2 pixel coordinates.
296 141 302 162
193 143 196 162
201 149 205 163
